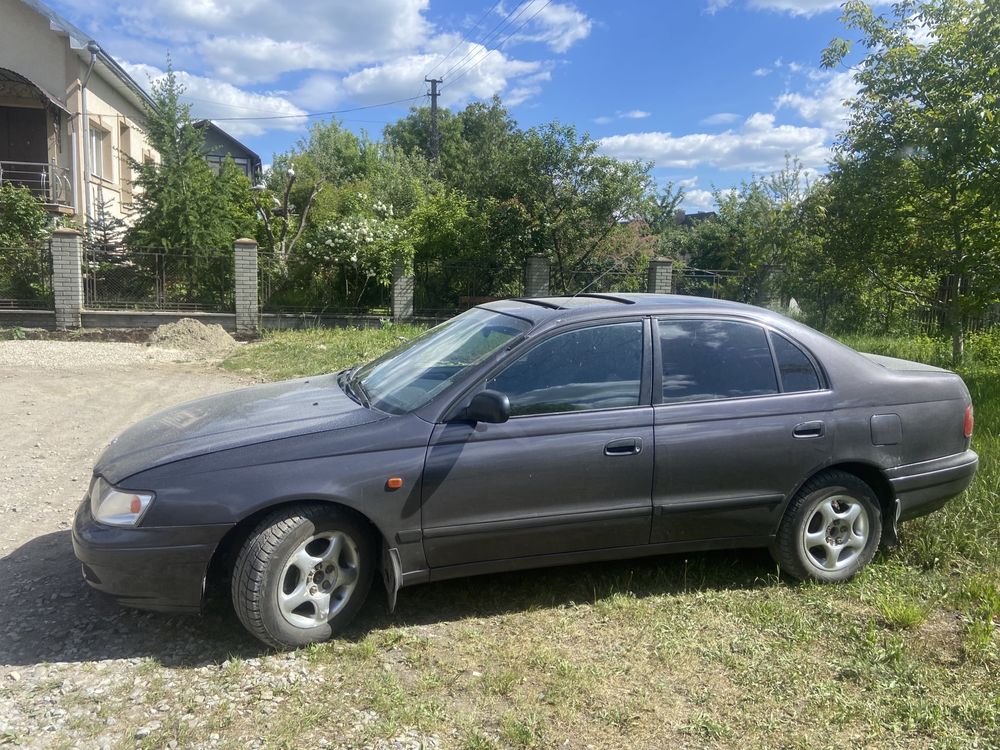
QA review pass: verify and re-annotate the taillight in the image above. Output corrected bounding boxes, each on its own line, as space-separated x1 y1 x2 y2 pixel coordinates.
964 404 974 438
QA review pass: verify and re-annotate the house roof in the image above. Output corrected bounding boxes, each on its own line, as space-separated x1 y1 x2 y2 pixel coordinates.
19 0 155 112
194 120 262 167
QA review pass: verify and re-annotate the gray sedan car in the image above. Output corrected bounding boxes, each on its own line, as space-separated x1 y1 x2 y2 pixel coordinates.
73 295 978 648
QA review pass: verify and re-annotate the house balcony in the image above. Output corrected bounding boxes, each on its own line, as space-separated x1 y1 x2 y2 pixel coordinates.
0 160 74 213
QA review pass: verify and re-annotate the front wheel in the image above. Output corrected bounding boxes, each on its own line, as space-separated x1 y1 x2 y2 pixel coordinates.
773 470 883 582
232 504 375 649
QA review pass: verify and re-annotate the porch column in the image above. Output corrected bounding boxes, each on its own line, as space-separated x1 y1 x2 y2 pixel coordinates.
234 238 259 334
50 228 83 329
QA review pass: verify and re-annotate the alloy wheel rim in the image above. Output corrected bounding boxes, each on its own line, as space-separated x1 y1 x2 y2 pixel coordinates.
277 531 360 629
802 493 869 573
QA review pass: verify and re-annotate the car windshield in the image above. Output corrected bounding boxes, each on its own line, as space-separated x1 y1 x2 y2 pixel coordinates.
350 308 531 414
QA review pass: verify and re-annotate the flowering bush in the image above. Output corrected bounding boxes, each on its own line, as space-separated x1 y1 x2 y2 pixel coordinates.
305 193 413 285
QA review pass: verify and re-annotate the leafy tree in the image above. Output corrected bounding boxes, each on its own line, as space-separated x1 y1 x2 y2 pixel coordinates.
0 184 49 247
824 0 1000 361
0 185 51 303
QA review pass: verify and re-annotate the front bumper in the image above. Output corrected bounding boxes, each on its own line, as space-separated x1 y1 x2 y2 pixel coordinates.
887 449 979 522
71 497 232 613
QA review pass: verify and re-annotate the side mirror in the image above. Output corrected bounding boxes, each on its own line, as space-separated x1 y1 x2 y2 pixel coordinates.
464 390 510 424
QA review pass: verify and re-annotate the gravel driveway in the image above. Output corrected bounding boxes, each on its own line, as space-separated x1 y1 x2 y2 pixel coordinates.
0 341 258 747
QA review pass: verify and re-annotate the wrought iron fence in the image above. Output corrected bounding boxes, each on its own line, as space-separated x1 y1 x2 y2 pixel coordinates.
413 259 523 316
0 246 52 309
83 246 234 312
0 161 73 208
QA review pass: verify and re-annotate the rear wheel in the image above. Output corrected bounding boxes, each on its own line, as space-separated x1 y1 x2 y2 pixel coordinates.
773 470 882 582
232 504 375 649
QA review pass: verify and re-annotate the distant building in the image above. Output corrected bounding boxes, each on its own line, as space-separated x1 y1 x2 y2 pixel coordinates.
195 120 262 183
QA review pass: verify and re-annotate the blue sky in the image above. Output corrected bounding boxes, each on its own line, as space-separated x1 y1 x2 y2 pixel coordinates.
46 0 870 211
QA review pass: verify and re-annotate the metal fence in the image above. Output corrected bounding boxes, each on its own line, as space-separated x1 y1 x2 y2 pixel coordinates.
551 262 648 296
259 252 392 316
83 246 234 312
413 259 523 316
0 246 52 310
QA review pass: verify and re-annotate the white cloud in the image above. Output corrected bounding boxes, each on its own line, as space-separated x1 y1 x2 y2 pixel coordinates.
127 0 433 82
594 109 651 125
503 1 593 53
775 69 857 128
701 112 741 126
704 0 734 14
753 67 772 77
199 37 336 85
598 112 830 172
124 62 308 137
683 189 716 212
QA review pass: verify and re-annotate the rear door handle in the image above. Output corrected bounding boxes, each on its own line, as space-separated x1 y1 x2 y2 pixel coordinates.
605 437 642 456
793 420 825 439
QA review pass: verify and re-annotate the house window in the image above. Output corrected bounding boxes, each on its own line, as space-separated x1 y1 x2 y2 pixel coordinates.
206 153 252 178
89 125 112 180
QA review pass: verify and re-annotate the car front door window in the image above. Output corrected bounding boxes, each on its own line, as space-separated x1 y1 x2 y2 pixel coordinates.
487 322 644 416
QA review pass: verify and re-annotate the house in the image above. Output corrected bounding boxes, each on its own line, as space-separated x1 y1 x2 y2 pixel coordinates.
195 120 262 183
0 0 261 228
0 0 160 224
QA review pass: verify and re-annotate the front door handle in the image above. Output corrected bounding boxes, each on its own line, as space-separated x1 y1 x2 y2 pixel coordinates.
605 437 642 456
793 420 825 438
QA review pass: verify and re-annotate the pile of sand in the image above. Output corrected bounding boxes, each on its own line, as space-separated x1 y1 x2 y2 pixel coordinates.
148 318 237 358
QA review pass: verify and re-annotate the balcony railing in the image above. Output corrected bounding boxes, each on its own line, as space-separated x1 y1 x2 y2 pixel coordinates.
0 160 73 209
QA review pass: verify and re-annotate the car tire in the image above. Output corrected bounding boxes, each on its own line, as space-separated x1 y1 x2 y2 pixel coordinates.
232 504 375 649
772 470 883 583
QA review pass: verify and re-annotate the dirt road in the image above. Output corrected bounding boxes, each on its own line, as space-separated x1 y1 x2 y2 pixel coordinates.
0 342 255 746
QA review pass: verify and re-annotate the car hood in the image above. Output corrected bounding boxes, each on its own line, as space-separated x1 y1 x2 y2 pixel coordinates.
95 373 384 484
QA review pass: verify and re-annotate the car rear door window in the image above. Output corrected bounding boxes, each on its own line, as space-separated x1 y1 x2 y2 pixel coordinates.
487 322 644 416
659 320 778 402
771 332 821 392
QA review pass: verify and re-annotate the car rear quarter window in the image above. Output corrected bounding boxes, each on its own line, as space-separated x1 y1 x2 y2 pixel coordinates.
487 322 643 416
770 332 821 392
659 319 778 402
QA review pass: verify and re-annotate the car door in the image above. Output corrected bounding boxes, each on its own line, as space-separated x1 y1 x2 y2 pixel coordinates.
421 318 655 569
651 318 836 544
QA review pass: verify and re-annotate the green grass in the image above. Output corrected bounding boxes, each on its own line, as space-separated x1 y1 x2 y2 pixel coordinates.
205 327 1000 748
221 322 427 381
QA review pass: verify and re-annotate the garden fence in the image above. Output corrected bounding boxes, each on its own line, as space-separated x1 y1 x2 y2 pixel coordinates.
0 246 52 310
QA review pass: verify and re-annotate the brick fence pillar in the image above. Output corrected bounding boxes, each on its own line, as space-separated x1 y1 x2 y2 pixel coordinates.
234 238 259 334
50 227 83 329
392 264 414 322
646 256 673 295
524 255 550 297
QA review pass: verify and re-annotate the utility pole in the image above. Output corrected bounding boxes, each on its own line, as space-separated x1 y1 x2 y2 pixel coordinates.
424 77 442 160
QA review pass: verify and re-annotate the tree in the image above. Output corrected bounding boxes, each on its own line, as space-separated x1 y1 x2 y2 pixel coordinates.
0 184 51 304
127 63 257 250
824 0 1000 362
0 184 49 247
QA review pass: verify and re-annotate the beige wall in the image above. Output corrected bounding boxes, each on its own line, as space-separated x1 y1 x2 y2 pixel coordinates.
0 0 156 226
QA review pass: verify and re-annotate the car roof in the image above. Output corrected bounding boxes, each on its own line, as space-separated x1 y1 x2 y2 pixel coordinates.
479 293 781 325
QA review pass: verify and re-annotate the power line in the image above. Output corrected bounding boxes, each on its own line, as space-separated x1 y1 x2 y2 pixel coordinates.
423 0 504 80
207 95 425 122
440 0 531 81
447 0 553 89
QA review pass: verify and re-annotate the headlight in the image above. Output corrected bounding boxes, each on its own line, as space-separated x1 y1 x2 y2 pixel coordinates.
89 476 155 527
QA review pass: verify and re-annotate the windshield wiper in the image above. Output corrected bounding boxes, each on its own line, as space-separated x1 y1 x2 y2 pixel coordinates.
346 367 371 408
